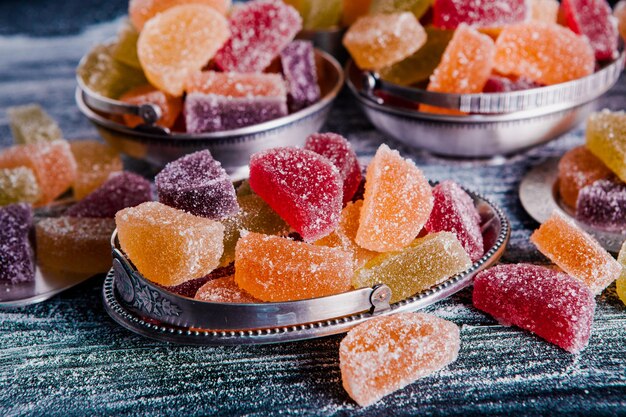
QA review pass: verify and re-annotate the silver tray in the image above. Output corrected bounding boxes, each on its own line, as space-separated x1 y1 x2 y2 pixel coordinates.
520 158 626 253
103 186 510 345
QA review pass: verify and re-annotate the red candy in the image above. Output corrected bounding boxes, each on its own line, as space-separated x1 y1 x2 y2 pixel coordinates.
561 0 619 61
433 0 527 30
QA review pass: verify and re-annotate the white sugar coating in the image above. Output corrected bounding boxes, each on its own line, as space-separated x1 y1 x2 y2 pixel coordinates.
340 313 460 407
0 203 34 283
0 167 41 206
7 104 63 145
435 0 528 28
280 40 321 112
576 179 626 231
186 71 287 98
194 276 259 303
586 109 626 183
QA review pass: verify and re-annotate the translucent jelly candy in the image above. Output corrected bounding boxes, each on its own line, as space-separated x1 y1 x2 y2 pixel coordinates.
561 0 618 61
342 0 372 26
116 202 225 286
356 144 433 252
280 41 321 112
119 85 182 129
137 4 230 97
214 0 302 73
112 20 141 69
286 0 342 29
343 13 426 71
234 232 352 302
433 0 527 29
304 133 362 204
195 276 259 303
340 313 460 407
530 0 559 23
617 241 626 305
493 22 595 86
354 232 471 303
0 204 34 283
370 0 433 20
576 179 626 232
7 104 62 145
129 0 231 31
586 110 626 183
0 168 40 206
69 140 123 200
482 75 542 93
0 140 77 206
557 146 612 209
421 24 494 115
66 172 152 218
187 71 287 98
530 212 621 295
249 147 343 241
155 150 239 220
36 217 116 275
424 181 483 262
473 264 596 353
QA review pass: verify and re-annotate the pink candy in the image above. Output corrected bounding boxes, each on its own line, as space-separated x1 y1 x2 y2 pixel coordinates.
561 0 619 60
433 0 527 30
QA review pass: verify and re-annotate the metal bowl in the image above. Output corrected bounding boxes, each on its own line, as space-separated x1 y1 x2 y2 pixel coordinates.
75 46 344 179
297 27 347 63
345 51 625 158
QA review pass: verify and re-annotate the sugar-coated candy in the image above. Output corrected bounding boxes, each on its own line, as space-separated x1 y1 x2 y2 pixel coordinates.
561 0 618 61
0 140 77 206
119 85 182 129
0 204 34 283
343 13 426 71
576 179 626 231
249 147 343 241
433 0 527 29
112 20 141 69
494 22 595 86
280 41 321 112
66 172 152 218
356 144 433 252
234 232 352 302
155 150 238 220
530 212 621 295
195 276 259 303
286 0 342 29
7 104 63 145
424 181 484 262
371 0 433 19
116 202 225 287
187 71 287 98
70 140 123 200
421 24 495 115
165 264 233 298
235 180 253 198
214 0 302 73
342 0 372 26
586 110 626 183
557 146 612 209
340 313 460 407
0 168 40 206
473 264 596 353
482 75 541 93
530 0 559 22
137 4 230 96
304 133 361 204
36 217 115 275
354 232 471 303
617 241 626 305
129 0 231 31
616 1 626 42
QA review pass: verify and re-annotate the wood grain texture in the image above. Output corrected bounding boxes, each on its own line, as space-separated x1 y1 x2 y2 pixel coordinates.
0 11 625 417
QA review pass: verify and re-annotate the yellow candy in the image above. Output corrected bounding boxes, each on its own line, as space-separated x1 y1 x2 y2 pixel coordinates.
617 241 626 305
586 110 626 183
70 140 123 200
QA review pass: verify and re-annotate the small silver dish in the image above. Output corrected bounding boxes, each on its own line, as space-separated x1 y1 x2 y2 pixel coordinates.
103 185 510 345
520 158 626 253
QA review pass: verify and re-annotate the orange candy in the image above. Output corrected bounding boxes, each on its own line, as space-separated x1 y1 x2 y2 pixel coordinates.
186 71 287 98
494 22 595 85
234 232 353 302
341 0 372 26
530 0 559 22
356 144 433 252
70 140 123 200
616 1 626 42
119 84 182 129
557 145 612 208
194 276 259 303
137 4 230 96
129 0 231 31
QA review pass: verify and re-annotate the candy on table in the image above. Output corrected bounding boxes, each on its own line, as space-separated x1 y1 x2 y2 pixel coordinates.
615 0 626 42
617 241 626 305
69 140 123 200
342 0 372 26
280 41 321 112
530 212 622 295
493 22 595 86
482 75 542 93
379 26 454 87
214 0 302 73
35 217 116 275
354 232 471 303
529 0 559 22
119 85 182 129
66 172 152 218
112 20 141 69
7 104 63 145
304 133 362 204
129 0 231 31
370 0 434 20
195 276 260 303
576 179 626 232
249 147 343 241
137 4 230 97
561 0 618 61
355 144 433 252
0 204 34 283
586 110 626 183
116 202 225 287
0 140 77 206
285 0 342 29
155 150 239 220
424 181 484 262
0 167 41 206
433 0 527 29
340 313 460 407
420 24 495 115
557 146 612 209
343 13 426 71
234 232 352 302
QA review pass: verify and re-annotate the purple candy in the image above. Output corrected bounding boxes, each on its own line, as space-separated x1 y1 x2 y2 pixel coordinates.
155 150 239 220
0 203 35 283
483 75 542 93
576 179 626 231
184 92 287 133
280 40 321 112
66 172 152 218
